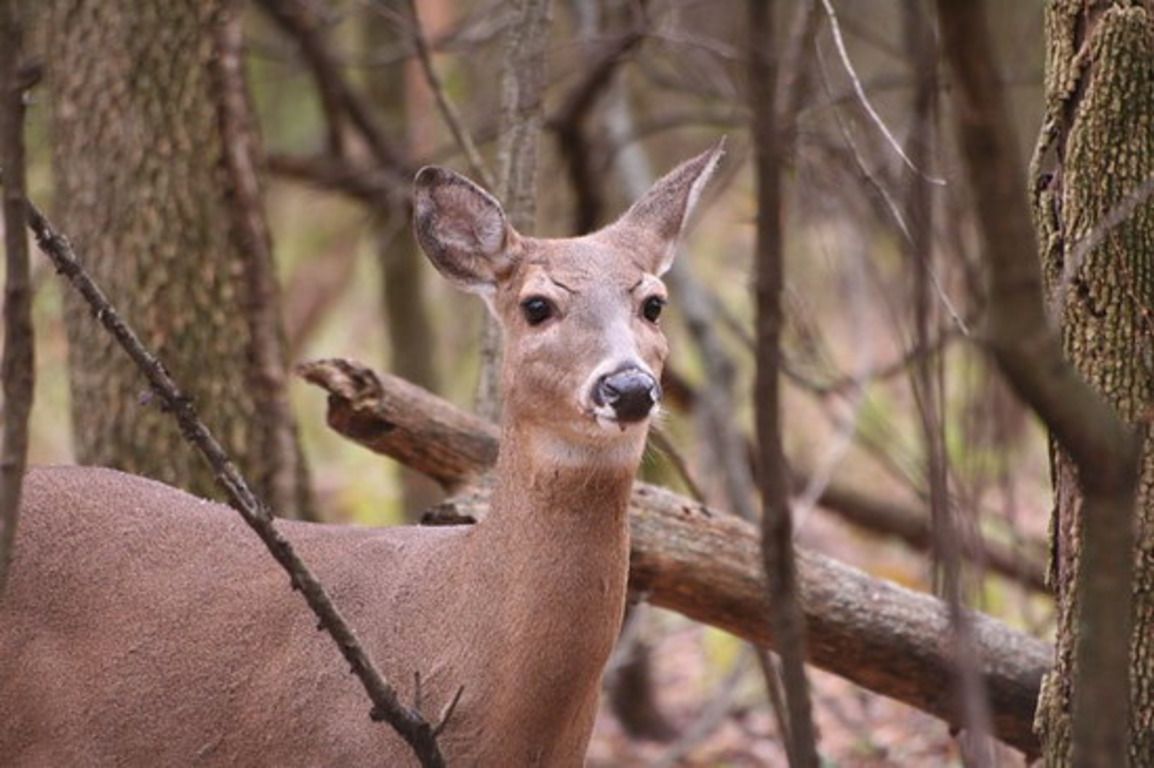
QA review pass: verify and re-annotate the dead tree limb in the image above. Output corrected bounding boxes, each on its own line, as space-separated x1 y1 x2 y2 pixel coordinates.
0 0 33 598
298 358 1050 757
27 207 449 768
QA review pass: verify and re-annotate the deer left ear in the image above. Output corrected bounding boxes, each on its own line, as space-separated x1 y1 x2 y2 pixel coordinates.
413 166 518 295
610 139 725 275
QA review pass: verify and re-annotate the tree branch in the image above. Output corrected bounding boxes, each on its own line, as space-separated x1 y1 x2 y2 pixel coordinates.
298 357 1050 756
551 24 645 233
402 0 494 189
26 205 449 768
750 1 820 761
266 151 405 206
256 0 410 175
0 0 33 598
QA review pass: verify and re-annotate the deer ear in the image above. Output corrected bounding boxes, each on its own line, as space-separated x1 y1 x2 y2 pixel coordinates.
612 139 725 276
413 166 518 293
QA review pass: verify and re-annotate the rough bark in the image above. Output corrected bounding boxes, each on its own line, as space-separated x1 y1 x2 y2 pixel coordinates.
299 358 1051 756
937 1 1142 766
46 0 313 518
1032 3 1154 764
0 0 33 596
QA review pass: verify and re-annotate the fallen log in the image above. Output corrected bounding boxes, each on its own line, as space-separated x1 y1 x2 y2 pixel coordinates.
299 358 1048 756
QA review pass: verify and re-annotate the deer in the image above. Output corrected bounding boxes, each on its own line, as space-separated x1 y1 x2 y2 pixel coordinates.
0 143 722 767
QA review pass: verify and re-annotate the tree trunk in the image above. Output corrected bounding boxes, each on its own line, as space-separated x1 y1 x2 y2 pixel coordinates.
1033 2 1154 763
363 1 443 518
475 0 552 420
46 0 313 518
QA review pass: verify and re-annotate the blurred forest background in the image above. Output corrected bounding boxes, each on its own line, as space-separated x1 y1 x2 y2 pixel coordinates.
3 0 1133 764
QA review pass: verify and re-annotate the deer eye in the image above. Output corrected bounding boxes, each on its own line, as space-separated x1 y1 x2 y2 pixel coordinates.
642 296 666 323
521 296 555 326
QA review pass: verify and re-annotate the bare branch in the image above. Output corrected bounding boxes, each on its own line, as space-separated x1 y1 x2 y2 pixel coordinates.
551 23 645 233
257 0 409 175
750 0 820 762
808 476 1048 593
0 1 33 598
903 4 993 761
817 0 944 185
400 0 494 189
26 205 448 768
266 151 406 205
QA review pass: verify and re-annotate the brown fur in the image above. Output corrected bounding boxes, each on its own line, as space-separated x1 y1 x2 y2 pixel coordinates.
0 144 722 766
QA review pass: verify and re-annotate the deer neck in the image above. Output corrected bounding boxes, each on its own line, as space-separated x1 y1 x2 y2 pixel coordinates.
485 421 640 551
463 421 637 761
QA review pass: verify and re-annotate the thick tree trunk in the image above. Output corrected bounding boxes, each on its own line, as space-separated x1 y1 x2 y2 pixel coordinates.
1033 3 1154 763
47 0 313 518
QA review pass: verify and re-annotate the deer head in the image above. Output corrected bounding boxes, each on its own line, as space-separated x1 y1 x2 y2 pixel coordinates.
413 143 723 463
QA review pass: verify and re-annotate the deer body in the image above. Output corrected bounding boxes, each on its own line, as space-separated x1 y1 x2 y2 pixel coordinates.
0 146 721 766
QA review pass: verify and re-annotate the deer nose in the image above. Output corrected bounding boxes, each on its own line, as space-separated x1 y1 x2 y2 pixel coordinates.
593 368 661 423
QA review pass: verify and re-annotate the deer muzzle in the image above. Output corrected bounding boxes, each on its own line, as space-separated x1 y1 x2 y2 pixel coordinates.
593 368 661 423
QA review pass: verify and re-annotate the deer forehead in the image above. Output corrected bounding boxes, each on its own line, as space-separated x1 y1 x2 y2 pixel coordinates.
507 236 664 300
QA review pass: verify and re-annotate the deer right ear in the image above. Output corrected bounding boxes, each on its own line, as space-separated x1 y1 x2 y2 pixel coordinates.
413 166 518 294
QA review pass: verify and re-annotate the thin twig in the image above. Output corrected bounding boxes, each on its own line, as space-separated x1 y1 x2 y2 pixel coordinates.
814 45 969 336
400 0 495 189
1058 172 1154 315
817 0 944 186
25 203 449 768
903 4 994 762
0 2 33 599
648 426 707 503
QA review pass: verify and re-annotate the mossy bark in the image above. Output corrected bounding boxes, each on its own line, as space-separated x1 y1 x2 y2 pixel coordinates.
1033 2 1154 763
47 0 313 518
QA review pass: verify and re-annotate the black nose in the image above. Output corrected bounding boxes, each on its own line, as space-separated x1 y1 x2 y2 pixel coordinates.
593 368 661 423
